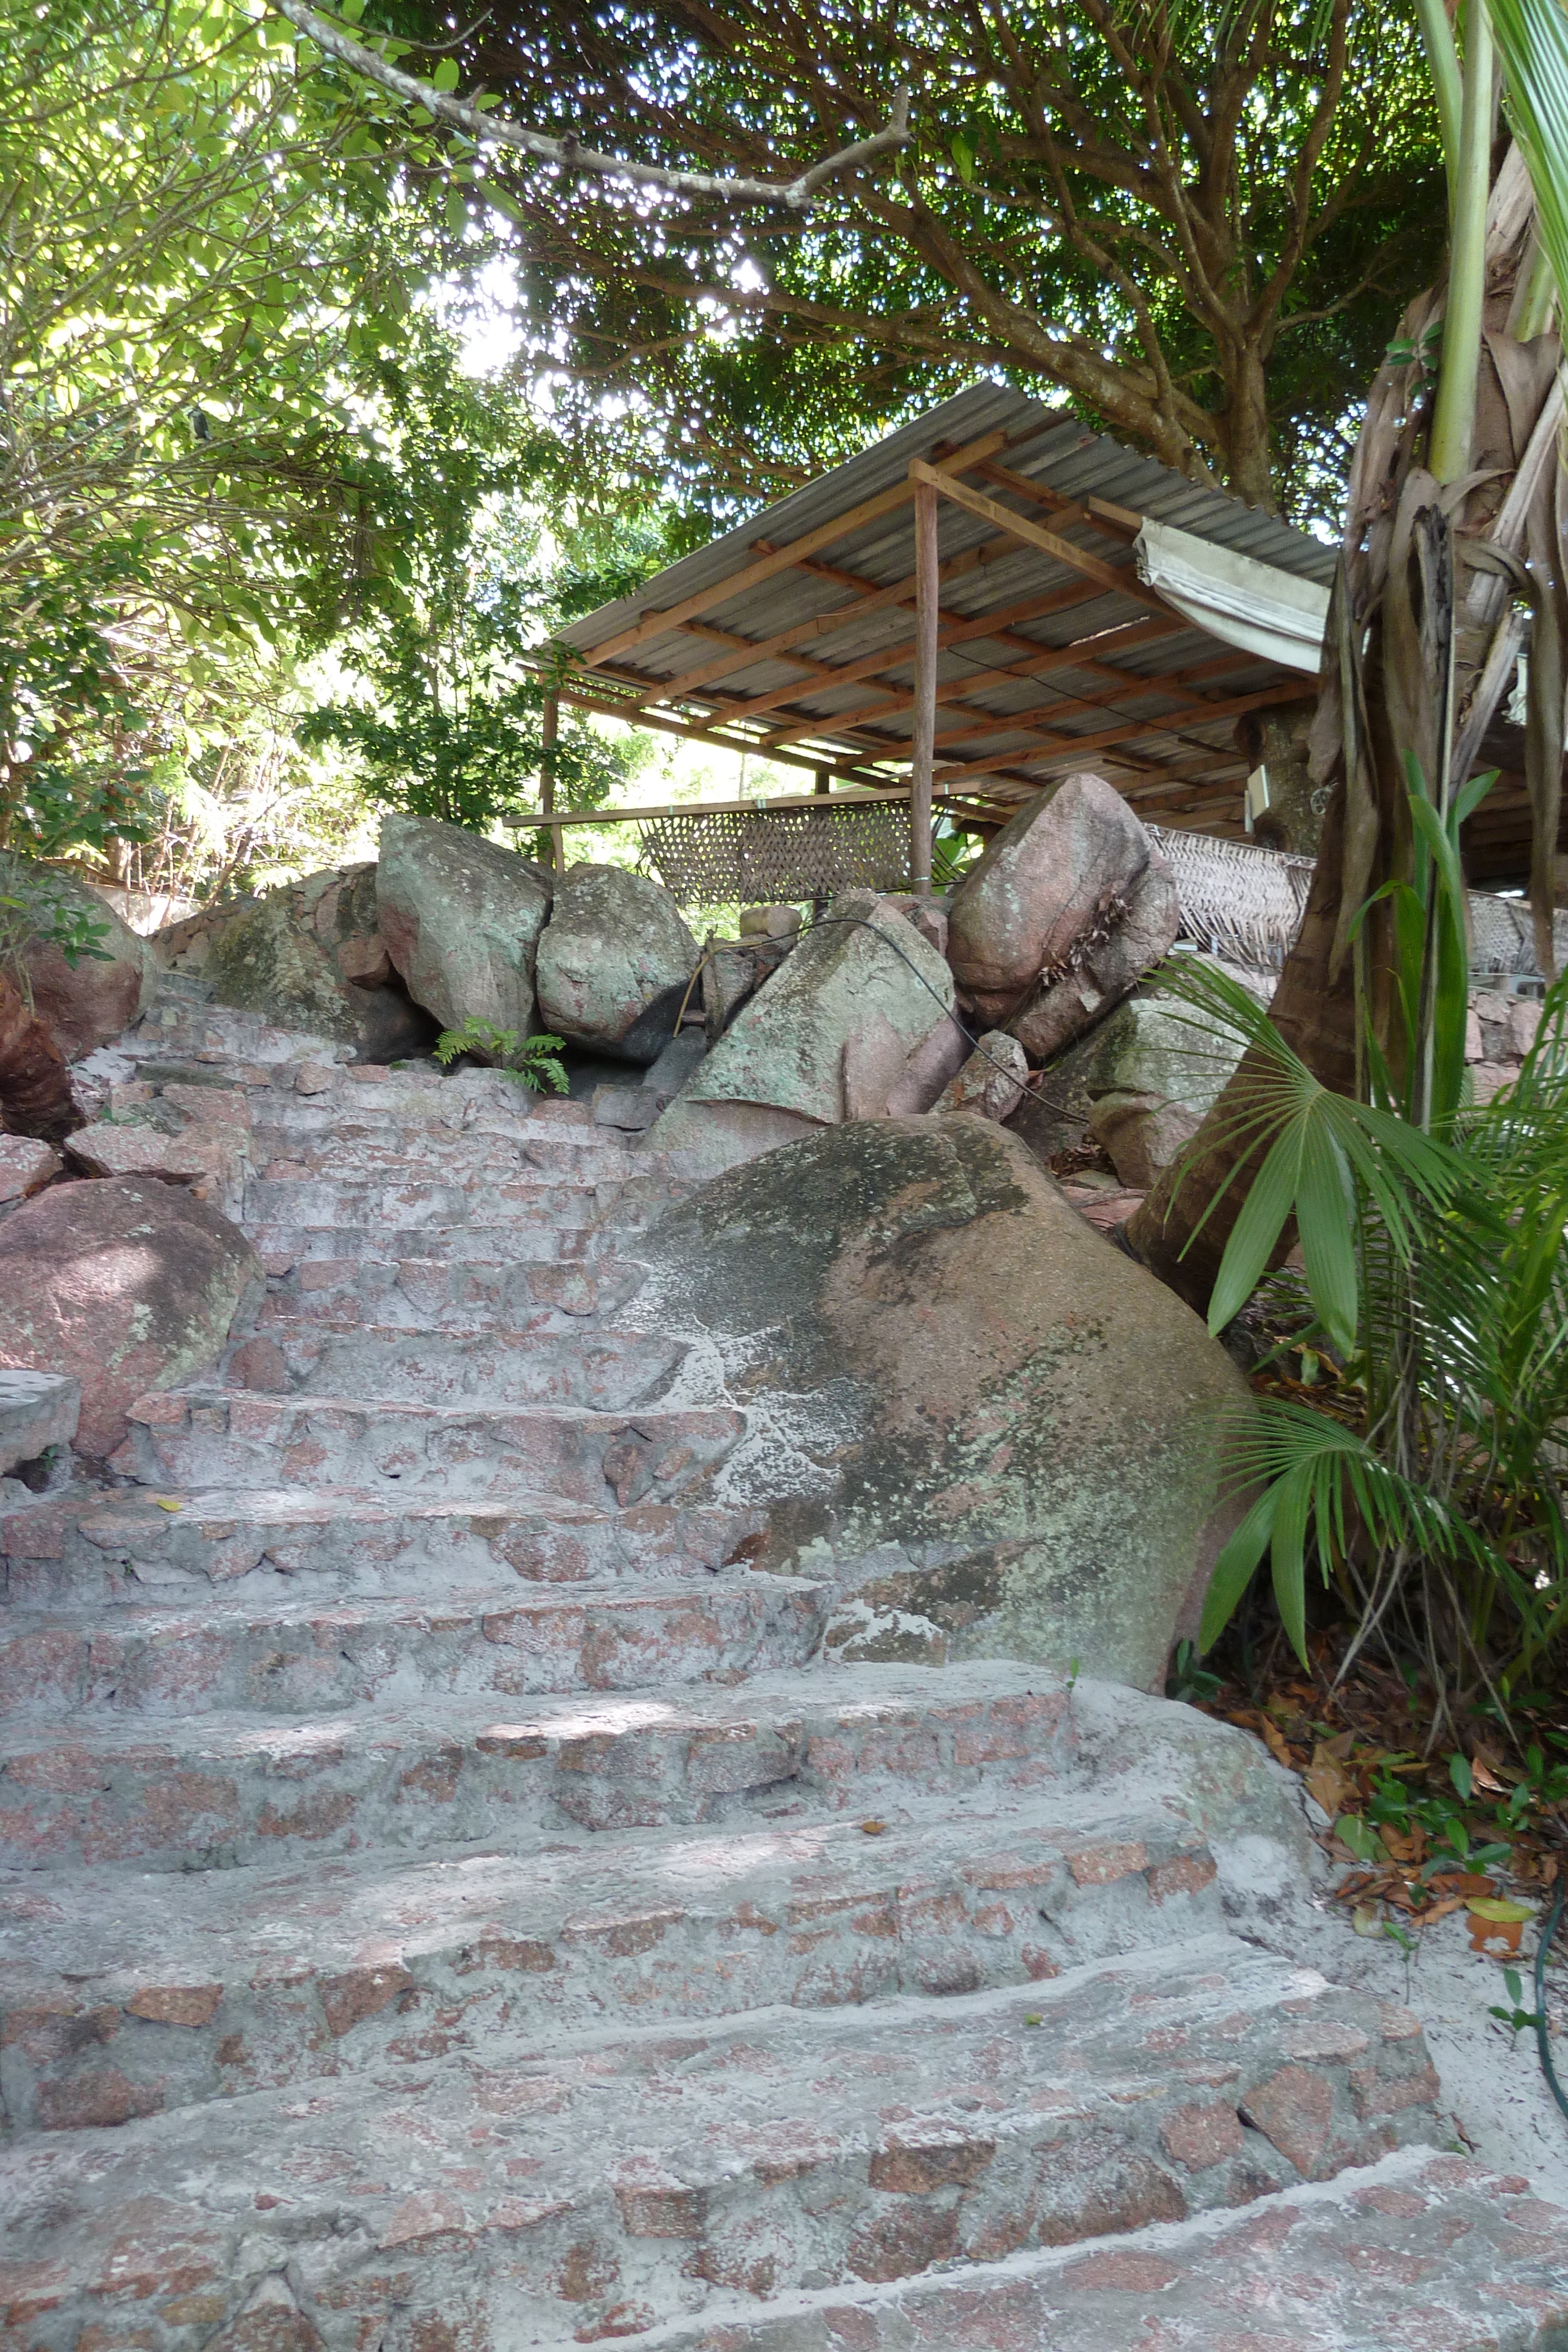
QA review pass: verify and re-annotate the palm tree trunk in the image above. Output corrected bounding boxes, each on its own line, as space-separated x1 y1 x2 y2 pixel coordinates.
1126 145 1565 1313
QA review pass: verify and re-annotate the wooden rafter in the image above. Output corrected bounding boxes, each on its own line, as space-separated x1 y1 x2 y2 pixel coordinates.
755 620 1262 756
907 460 1171 616
611 544 995 711
579 427 1012 670
974 459 1143 545
929 678 1313 787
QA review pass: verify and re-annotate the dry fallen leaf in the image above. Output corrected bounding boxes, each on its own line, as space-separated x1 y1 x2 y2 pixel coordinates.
1417 1895 1467 1924
860 1820 887 1836
1351 1904 1383 1937
1305 1752 1353 1818
1470 1754 1508 1795
1261 1720 1293 1769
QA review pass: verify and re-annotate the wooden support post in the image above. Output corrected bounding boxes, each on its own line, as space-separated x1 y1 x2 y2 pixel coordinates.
539 691 564 874
910 474 938 896
813 765 831 915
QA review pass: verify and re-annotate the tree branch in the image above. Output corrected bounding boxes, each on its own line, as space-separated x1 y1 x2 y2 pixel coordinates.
268 0 910 209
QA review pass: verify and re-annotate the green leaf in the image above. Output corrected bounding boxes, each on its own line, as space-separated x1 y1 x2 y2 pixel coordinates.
1295 1121 1358 1352
431 58 462 92
1199 1482 1277 1651
1449 1752 1473 1800
1206 1128 1302 1334
950 134 975 183
1269 1465 1312 1668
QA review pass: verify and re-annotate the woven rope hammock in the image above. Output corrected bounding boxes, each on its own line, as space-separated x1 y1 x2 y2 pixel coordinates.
638 801 911 906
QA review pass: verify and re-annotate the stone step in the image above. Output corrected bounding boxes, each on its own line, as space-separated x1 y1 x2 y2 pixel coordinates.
220 1325 690 1408
245 1175 626 1231
0 1662 1077 1871
250 1219 597 1264
256 1252 646 1331
0 1790 1226 2133
129 1007 346 1067
0 1573 827 1724
115 1388 742 1502
634 2155 1568 2352
0 1939 1447 2346
0 1485 764 1609
252 1107 654 1162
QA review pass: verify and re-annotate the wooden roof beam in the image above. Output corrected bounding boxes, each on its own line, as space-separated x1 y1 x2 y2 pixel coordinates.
908 460 1172 618
732 608 1177 739
974 459 1143 544
576 427 1012 670
605 545 995 711
773 632 1273 763
543 679 885 783
930 679 1313 787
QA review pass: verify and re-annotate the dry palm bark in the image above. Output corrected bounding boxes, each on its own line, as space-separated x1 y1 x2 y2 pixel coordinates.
1126 145 1566 1312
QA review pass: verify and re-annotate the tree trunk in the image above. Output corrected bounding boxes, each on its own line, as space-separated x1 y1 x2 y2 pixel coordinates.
1125 779 1358 1310
1126 147 1563 1315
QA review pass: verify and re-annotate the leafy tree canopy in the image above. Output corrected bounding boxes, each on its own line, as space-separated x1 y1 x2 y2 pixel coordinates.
0 0 618 858
386 0 1447 525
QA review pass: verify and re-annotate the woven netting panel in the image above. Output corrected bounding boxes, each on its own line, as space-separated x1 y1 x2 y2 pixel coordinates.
638 804 911 906
1148 825 1313 969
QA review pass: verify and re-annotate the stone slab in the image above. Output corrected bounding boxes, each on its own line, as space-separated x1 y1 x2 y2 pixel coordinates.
0 1370 78 1478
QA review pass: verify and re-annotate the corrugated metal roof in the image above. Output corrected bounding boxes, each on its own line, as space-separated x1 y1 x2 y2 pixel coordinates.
551 382 1339 839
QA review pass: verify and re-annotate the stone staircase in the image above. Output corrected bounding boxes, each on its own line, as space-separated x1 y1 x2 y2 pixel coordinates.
2 990 1565 2350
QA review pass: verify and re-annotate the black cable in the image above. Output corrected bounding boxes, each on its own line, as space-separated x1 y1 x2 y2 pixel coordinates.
803 912 1084 1115
1535 1875 1568 2124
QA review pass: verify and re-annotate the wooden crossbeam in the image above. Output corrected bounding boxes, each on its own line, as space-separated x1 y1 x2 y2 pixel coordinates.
908 460 1170 616
974 459 1143 544
756 614 1255 757
930 679 1313 787
542 679 882 784
577 428 1011 670
611 546 992 712
508 784 912 827
737 576 1158 730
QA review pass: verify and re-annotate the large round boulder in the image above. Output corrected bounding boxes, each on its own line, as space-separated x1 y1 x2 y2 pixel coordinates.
0 858 150 1060
0 1177 263 1463
376 816 553 1044
1082 982 1248 1188
0 974 77 1141
1010 846 1179 1063
648 893 961 1177
947 773 1158 1027
630 1115 1247 1689
163 864 439 1061
536 864 698 1064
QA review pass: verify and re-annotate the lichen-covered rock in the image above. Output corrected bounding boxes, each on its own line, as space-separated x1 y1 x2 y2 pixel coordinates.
934 1029 1029 1122
1084 988 1246 1188
0 1177 263 1462
947 774 1153 1026
536 864 698 1064
631 1114 1248 1689
0 857 150 1060
648 894 955 1177
65 1112 246 1219
189 864 438 1061
376 817 553 1044
0 1134 62 1204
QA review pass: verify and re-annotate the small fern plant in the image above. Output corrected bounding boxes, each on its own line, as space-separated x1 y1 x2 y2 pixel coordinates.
433 1016 569 1093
